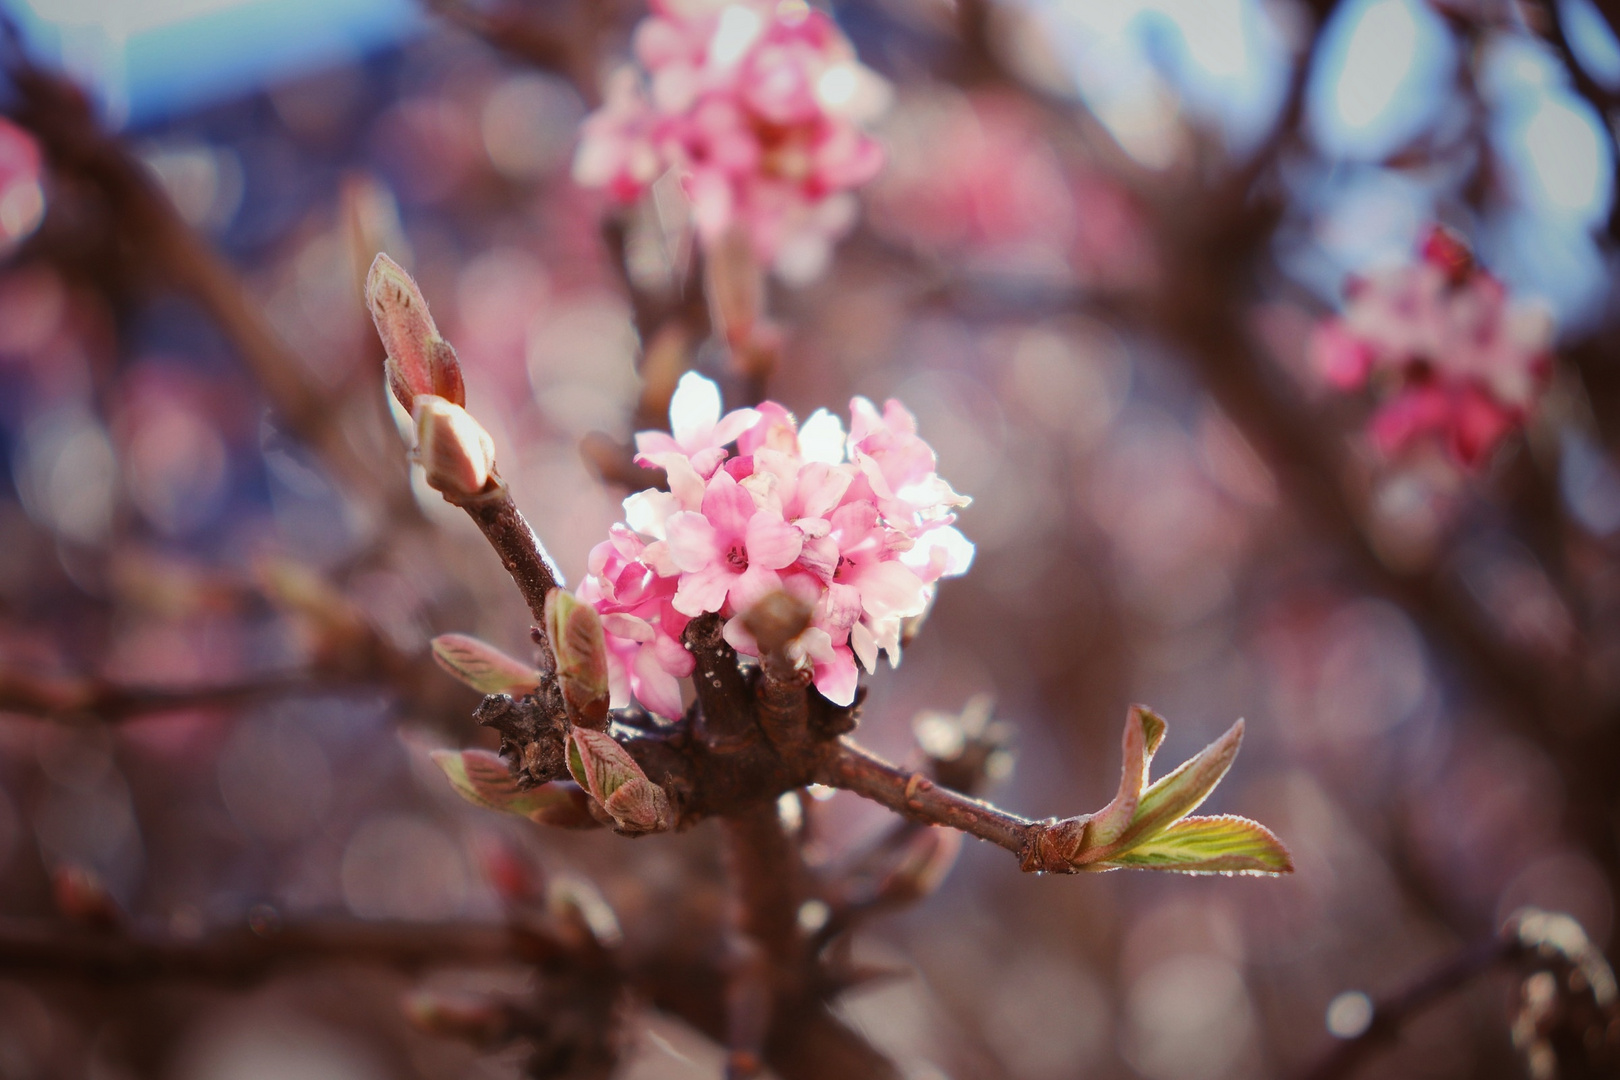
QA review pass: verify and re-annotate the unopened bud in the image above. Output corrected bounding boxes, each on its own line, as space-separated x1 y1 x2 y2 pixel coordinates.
603 777 673 833
414 395 495 498
367 253 464 410
741 591 813 657
566 728 671 834
432 633 542 696
402 990 514 1046
1421 225 1474 284
548 875 624 949
51 864 122 930
544 590 610 729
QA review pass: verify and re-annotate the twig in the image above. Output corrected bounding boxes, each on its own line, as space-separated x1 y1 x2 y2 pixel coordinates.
0 916 561 984
0 670 341 723
721 802 807 1078
685 614 761 751
1297 936 1524 1080
819 741 1035 856
451 483 565 641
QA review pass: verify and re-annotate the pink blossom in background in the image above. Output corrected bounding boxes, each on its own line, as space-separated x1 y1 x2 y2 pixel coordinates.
579 371 972 714
571 0 889 282
867 91 1155 287
0 117 44 253
1310 227 1554 468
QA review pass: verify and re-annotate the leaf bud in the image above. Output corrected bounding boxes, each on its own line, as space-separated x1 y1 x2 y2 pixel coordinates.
366 253 464 410
566 728 671 834
544 590 610 729
402 990 515 1046
431 634 542 696
413 395 495 498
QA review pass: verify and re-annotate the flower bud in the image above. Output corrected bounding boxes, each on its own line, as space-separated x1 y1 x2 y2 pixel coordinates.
740 590 813 657
1421 225 1474 284
367 253 464 410
544 590 610 729
414 395 495 498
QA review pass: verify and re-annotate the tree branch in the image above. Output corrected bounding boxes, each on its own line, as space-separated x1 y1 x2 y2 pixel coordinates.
1297 935 1524 1080
0 916 562 985
819 740 1036 856
451 482 565 645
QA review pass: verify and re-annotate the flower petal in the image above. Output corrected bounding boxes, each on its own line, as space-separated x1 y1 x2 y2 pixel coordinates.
799 408 847 464
665 511 718 573
670 371 722 448
745 511 803 569
710 406 763 448
852 559 928 620
811 645 858 706
701 469 758 537
632 646 686 718
730 564 784 614
673 563 735 616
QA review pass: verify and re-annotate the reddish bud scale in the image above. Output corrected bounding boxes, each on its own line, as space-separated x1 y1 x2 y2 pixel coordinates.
366 253 465 410
1421 225 1475 285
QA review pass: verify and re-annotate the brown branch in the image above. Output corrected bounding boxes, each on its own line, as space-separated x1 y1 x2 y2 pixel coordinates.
819 740 1036 856
448 480 565 666
0 670 339 723
1297 935 1524 1080
723 804 806 970
0 916 562 985
685 614 762 751
720 802 809 1078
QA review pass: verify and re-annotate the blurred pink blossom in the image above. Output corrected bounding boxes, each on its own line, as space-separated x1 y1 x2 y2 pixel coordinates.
579 372 972 713
572 0 888 281
0 116 44 252
867 91 1154 286
1311 227 1554 468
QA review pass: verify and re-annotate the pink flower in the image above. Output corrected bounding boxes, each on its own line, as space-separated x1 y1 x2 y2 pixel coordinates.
666 469 804 616
635 370 760 478
578 374 972 712
598 609 694 719
1312 227 1553 468
0 117 43 253
571 0 888 280
576 527 695 718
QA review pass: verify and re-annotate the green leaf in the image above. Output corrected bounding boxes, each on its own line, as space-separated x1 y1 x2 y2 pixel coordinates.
1102 814 1294 875
1123 718 1245 847
1087 705 1167 847
1026 709 1291 876
431 634 541 696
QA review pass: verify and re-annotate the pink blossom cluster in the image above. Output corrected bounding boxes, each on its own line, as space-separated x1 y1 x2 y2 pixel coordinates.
571 0 887 281
1311 228 1554 468
576 372 973 716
